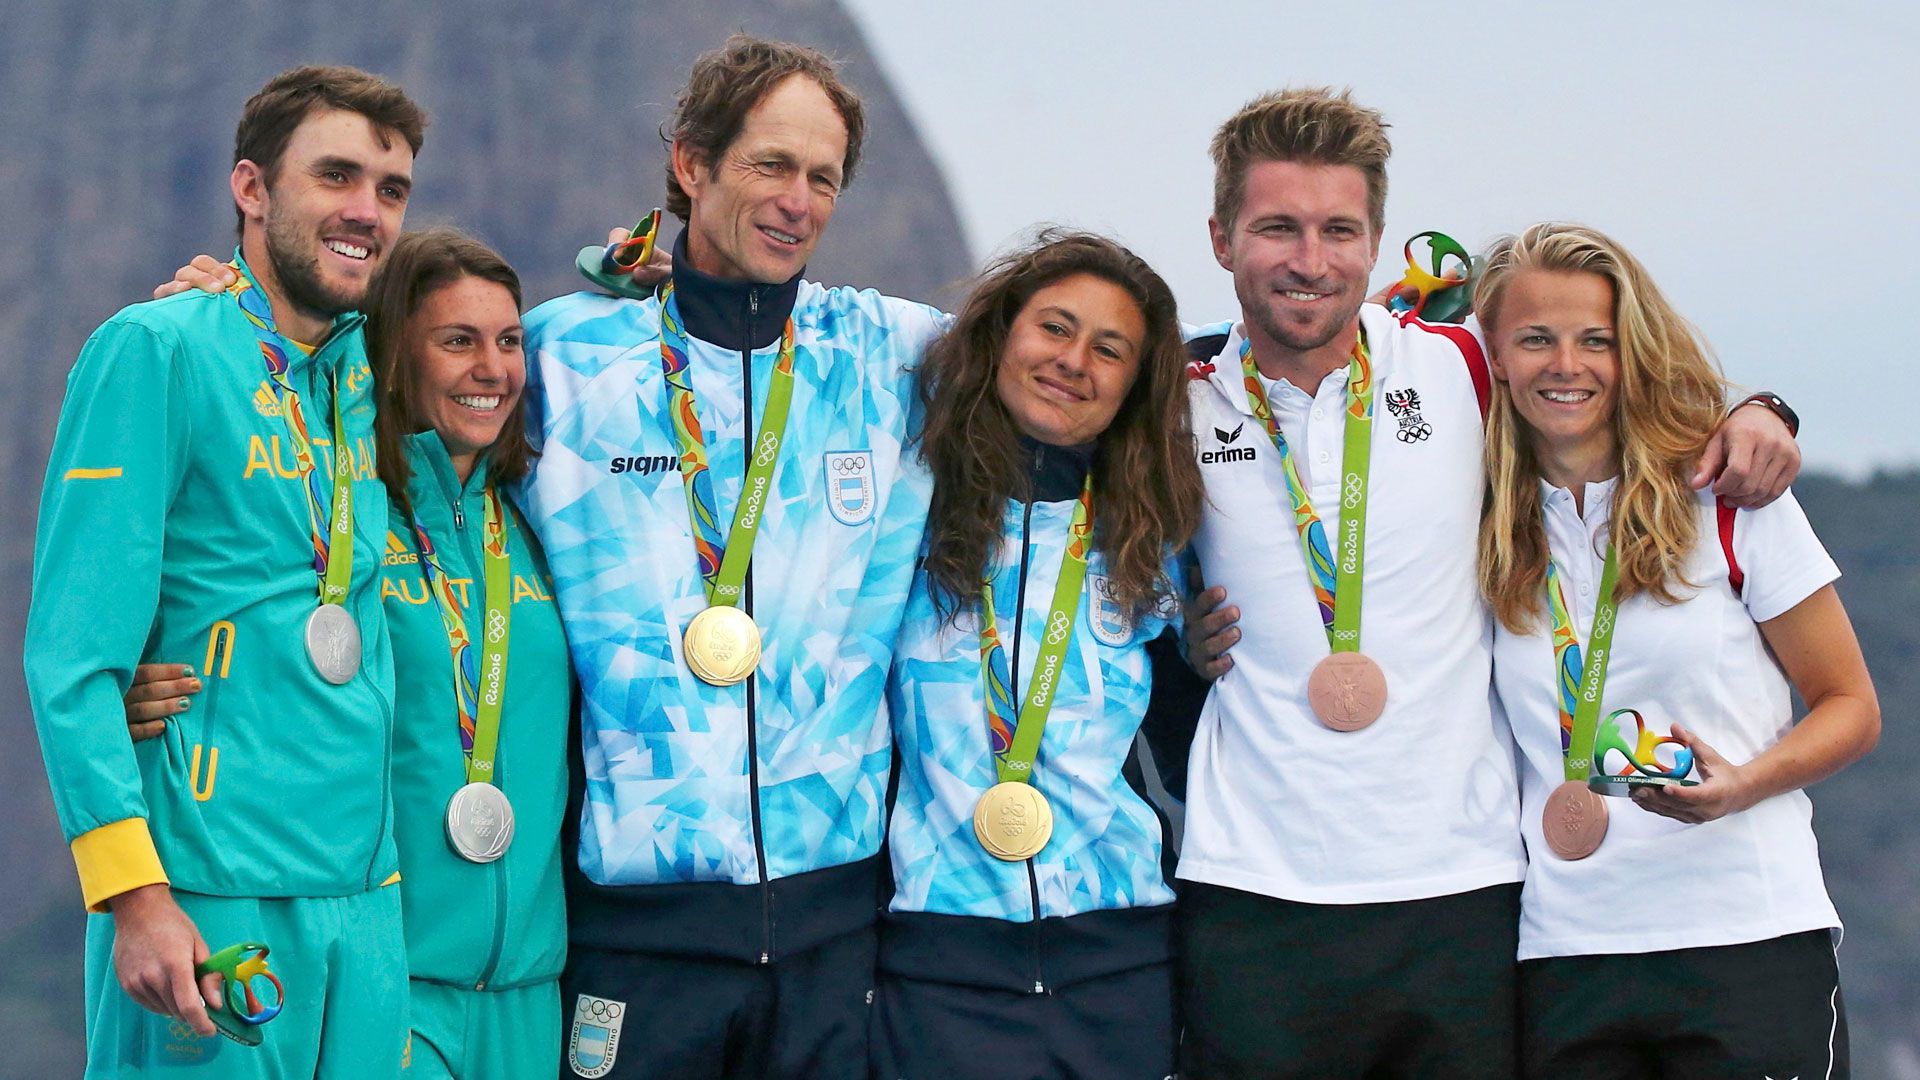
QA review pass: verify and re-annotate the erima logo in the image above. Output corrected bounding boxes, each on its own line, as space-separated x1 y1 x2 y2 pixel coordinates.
609 454 678 476
1201 421 1256 465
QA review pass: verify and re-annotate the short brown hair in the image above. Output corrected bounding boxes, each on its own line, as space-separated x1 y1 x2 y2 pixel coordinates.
1210 87 1391 234
663 35 865 222
233 65 428 231
364 228 533 523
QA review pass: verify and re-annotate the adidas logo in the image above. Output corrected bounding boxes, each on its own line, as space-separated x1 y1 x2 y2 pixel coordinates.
1200 421 1255 465
253 381 281 418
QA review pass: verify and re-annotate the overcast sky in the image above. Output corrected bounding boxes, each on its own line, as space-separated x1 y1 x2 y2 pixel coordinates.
842 0 1918 476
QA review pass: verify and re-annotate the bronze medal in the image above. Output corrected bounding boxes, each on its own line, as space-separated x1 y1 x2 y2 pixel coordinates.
683 606 762 686
972 781 1055 862
1542 780 1609 860
1306 652 1387 732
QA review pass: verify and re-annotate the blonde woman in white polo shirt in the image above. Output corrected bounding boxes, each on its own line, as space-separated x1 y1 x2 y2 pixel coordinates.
1476 221 1880 1080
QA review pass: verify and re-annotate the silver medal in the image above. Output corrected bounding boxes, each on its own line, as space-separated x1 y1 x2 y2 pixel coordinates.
445 782 516 863
304 603 361 685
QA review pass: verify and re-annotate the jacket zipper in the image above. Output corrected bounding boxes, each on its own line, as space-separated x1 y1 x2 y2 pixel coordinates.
1010 468 1046 994
743 287 774 965
314 347 395 892
452 468 508 990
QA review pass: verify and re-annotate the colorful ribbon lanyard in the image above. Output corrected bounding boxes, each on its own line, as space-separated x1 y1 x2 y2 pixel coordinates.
1546 541 1622 783
1238 331 1375 651
978 478 1094 785
227 261 355 605
412 486 512 786
658 284 797 606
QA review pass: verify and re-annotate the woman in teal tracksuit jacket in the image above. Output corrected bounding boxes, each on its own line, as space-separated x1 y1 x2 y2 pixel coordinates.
130 228 573 1079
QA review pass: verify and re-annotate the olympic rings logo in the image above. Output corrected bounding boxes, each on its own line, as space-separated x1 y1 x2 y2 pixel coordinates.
1045 611 1072 645
486 611 507 643
582 999 623 1021
754 432 780 468
1342 475 1365 509
1396 424 1433 444
831 456 863 474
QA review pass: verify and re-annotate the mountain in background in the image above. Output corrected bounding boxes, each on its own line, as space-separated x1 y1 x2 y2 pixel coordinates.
3 3 1915 1078
0 2 968 1073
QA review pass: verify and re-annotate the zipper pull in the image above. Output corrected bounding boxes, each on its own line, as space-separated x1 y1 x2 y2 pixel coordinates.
759 951 771 965
749 290 760 317
1032 979 1046 994
454 500 465 529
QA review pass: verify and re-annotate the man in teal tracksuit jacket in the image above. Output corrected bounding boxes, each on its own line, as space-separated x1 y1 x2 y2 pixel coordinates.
24 66 426 1078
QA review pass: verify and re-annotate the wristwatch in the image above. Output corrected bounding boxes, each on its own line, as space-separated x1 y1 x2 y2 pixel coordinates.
1734 391 1799 437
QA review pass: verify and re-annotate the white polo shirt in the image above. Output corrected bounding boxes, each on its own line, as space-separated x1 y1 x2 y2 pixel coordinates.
1178 304 1527 905
1496 479 1842 960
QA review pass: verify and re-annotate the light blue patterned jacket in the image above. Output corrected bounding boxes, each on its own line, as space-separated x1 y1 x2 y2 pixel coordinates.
519 255 943 896
886 449 1179 922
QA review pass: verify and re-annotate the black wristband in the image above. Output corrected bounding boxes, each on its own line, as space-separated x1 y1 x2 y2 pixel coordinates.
1735 391 1799 438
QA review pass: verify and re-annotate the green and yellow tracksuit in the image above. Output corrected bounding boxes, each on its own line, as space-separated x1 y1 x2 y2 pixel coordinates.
26 256 407 1077
384 432 571 1080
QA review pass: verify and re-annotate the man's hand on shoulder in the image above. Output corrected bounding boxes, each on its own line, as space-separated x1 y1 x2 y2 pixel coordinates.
152 256 233 300
1693 396 1801 508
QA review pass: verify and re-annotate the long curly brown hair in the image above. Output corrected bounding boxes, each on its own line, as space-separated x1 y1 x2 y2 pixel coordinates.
916 229 1202 619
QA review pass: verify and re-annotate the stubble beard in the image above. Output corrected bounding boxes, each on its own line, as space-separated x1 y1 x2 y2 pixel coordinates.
263 207 365 324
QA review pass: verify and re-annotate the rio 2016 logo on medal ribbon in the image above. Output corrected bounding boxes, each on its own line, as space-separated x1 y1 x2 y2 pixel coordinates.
568 994 625 1077
824 450 875 526
1587 707 1697 794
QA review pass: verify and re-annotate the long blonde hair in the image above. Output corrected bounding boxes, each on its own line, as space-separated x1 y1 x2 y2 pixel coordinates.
1476 222 1730 633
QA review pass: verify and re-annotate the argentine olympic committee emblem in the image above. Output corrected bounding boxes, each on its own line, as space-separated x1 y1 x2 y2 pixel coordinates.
824 450 876 525
568 994 626 1077
1089 573 1132 647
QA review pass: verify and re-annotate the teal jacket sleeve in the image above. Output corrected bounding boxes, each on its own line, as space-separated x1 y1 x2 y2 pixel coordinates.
24 313 191 909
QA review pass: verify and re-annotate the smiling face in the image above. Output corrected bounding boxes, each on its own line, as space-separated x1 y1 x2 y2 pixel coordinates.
675 74 849 284
993 273 1147 447
233 108 413 337
1210 159 1380 372
406 275 525 478
1487 268 1621 469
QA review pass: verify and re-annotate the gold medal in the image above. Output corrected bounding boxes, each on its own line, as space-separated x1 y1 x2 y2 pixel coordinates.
683 605 762 685
972 781 1054 862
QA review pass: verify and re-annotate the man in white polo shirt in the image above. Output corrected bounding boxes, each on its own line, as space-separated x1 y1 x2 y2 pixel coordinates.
1168 88 1801 1078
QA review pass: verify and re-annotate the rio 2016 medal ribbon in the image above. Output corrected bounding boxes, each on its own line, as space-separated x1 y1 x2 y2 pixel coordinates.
657 283 796 687
195 941 285 1046
414 486 517 861
1542 541 1626 858
973 780 1056 861
972 478 1093 861
227 262 361 683
445 780 516 863
1240 332 1386 731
